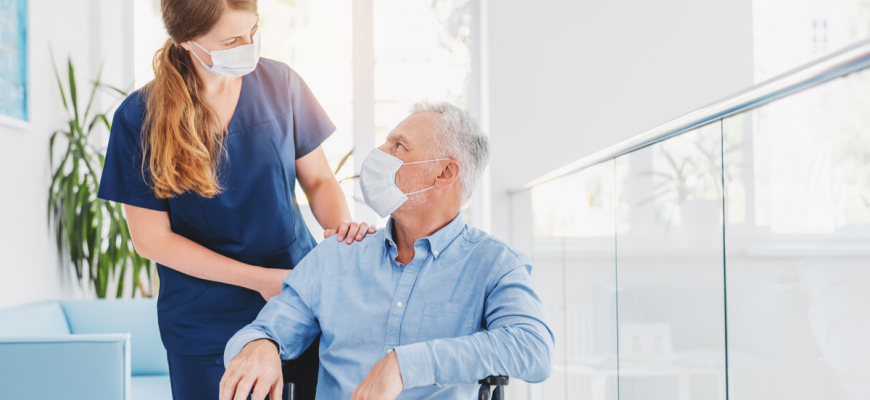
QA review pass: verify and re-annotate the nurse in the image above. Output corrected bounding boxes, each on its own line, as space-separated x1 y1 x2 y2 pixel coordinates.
97 0 370 399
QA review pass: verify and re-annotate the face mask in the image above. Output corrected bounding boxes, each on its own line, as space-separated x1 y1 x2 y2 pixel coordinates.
189 30 261 78
360 148 449 218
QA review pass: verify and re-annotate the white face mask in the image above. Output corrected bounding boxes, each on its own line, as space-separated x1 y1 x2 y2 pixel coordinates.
189 30 261 78
359 148 449 218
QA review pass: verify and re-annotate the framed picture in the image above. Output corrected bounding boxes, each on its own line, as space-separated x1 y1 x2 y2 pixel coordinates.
0 0 29 130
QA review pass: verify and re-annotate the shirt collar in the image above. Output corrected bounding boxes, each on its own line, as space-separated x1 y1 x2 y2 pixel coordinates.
384 212 466 258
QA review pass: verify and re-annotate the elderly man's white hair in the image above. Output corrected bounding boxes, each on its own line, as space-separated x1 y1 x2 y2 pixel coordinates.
410 101 490 203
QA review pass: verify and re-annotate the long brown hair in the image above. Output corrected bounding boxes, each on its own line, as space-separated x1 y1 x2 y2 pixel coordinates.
143 0 257 198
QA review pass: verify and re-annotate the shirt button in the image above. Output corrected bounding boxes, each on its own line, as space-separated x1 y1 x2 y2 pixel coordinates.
397 301 403 307
433 250 439 256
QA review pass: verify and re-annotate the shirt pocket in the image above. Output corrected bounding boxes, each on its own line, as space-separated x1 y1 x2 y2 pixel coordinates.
417 301 475 343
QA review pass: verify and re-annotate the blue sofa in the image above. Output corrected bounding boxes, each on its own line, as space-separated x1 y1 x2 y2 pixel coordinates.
0 299 171 400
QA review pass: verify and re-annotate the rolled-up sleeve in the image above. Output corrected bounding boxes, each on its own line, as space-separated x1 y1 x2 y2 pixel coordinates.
394 263 555 388
223 244 329 367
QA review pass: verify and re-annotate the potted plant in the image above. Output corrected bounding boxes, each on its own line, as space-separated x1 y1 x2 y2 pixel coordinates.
47 54 155 298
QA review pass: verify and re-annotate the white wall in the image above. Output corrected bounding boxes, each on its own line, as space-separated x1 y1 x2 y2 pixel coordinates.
0 0 131 309
486 0 755 241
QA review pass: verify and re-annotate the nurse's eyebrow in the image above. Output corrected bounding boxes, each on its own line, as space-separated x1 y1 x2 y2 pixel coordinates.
221 21 259 42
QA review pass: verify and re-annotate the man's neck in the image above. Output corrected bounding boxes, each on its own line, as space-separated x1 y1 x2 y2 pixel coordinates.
392 207 459 265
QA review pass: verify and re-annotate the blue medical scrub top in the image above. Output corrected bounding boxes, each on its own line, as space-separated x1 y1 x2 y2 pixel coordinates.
97 58 334 355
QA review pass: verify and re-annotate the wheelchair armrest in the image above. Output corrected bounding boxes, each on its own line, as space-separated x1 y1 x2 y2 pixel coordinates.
478 375 509 400
478 376 509 386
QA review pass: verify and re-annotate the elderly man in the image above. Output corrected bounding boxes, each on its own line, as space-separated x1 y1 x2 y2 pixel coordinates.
220 102 554 400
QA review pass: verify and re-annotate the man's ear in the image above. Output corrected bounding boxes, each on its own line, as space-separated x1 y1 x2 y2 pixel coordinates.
433 160 460 189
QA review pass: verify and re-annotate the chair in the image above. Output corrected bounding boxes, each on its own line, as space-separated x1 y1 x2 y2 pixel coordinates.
0 299 170 400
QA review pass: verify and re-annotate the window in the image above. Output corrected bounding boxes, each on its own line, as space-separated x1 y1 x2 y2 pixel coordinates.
374 0 472 144
813 19 827 54
753 0 870 82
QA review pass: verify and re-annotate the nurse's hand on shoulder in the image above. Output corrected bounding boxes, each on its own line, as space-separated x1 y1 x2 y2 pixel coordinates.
220 339 282 400
324 220 377 244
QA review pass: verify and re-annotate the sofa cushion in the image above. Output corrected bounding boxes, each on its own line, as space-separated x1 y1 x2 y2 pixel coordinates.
0 302 70 336
132 375 172 400
61 299 168 375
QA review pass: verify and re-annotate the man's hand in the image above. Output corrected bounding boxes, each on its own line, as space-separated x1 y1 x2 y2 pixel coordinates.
351 350 404 400
220 339 283 400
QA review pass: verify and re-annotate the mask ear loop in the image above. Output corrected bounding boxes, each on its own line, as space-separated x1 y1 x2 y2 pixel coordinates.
405 185 435 196
403 158 450 165
399 158 451 195
187 42 213 68
191 41 213 55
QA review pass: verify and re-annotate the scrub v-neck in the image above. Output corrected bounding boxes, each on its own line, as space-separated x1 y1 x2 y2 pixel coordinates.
223 74 246 134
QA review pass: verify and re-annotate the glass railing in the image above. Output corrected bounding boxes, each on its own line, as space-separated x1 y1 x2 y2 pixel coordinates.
511 39 870 400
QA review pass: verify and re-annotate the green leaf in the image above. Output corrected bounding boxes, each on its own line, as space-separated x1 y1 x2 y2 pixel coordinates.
49 47 70 118
97 82 129 98
91 201 104 280
83 63 104 124
47 141 71 226
88 114 111 135
49 131 60 170
68 58 79 124
131 254 142 299
63 174 76 252
338 174 360 183
96 256 108 298
335 148 353 175
115 253 127 299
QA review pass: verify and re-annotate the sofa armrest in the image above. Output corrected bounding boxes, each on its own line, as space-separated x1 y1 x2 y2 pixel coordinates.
61 299 168 375
0 334 132 400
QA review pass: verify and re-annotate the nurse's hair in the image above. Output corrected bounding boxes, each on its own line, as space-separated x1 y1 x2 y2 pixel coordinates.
410 102 490 204
142 0 257 199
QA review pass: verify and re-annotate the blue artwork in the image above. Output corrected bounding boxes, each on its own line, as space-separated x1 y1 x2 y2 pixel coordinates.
0 0 28 123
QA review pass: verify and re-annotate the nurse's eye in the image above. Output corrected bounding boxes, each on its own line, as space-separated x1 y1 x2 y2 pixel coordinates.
226 39 238 47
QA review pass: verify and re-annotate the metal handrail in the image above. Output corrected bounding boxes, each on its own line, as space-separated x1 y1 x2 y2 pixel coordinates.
514 37 870 192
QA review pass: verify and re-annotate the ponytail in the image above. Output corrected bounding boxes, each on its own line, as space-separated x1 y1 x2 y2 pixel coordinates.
142 38 225 199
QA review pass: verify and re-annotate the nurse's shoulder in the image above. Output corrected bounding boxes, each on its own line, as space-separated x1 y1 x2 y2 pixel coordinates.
111 89 149 139
255 57 305 87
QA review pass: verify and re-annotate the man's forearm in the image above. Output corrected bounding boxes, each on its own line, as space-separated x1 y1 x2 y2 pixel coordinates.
393 264 555 388
393 322 554 388
224 288 322 367
225 326 277 367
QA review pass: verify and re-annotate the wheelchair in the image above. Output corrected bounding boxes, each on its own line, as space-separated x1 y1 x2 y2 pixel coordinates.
249 334 509 400
265 375 509 400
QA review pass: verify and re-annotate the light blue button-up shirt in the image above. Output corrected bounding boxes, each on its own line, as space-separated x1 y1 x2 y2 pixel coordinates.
224 213 554 399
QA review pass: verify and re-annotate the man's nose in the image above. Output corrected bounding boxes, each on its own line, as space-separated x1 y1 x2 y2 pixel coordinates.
377 143 392 155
